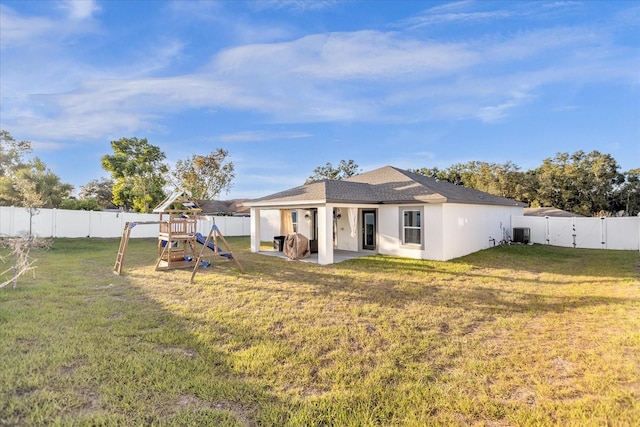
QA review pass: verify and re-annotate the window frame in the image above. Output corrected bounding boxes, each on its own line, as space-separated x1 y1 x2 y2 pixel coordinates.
292 210 298 233
400 207 423 248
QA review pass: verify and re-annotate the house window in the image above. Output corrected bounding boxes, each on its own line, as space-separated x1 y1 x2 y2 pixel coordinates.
402 209 421 245
292 211 298 233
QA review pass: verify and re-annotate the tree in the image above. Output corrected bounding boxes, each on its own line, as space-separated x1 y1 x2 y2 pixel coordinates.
0 157 73 209
612 168 640 216
532 151 623 216
79 178 116 209
18 158 74 208
0 130 31 206
415 150 629 216
305 160 360 184
414 161 531 203
101 137 168 213
1 131 73 209
172 149 235 200
59 198 102 211
0 130 32 177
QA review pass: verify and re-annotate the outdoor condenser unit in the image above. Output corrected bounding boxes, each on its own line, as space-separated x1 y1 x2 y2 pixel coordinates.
512 227 530 244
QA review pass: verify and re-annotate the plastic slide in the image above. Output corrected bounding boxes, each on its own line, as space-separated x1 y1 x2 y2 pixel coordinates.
195 232 233 259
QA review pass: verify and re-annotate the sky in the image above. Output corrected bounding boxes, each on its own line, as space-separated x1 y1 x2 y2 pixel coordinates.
1 0 639 200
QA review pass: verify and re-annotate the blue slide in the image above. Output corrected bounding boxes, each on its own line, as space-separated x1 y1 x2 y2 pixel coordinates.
195 232 233 259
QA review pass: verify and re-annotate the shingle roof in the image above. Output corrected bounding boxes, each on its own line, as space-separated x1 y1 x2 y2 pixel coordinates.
246 165 526 207
197 200 233 214
524 207 584 217
197 199 251 215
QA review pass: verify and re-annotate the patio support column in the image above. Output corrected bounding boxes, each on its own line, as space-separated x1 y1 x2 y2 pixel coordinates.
317 205 334 265
250 208 261 253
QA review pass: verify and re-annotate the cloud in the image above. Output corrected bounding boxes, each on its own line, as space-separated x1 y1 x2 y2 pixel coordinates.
249 0 341 12
59 0 100 20
477 90 533 123
212 31 477 81
400 1 514 29
0 4 54 48
215 131 312 143
2 4 638 145
541 2 582 9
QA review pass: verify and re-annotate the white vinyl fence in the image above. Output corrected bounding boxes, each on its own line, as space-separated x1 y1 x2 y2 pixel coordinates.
0 206 251 239
512 215 640 251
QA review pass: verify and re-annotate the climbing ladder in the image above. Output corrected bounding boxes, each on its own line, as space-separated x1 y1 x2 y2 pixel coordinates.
113 222 135 275
190 224 244 283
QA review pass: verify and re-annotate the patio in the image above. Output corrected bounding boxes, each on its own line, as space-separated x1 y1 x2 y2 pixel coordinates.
258 249 373 264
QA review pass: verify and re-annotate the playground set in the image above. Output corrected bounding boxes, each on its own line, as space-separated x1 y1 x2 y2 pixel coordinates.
112 191 243 283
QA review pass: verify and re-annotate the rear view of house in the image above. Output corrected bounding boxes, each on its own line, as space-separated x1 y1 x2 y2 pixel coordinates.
244 166 526 264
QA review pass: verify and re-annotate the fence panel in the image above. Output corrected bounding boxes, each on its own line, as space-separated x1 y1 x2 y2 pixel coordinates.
547 218 574 247
574 218 604 249
0 206 250 239
512 215 639 251
53 209 91 237
89 212 126 238
121 212 159 238
8 208 37 236
607 217 639 250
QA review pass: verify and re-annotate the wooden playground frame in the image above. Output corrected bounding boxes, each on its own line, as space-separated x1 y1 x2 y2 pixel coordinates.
112 192 243 282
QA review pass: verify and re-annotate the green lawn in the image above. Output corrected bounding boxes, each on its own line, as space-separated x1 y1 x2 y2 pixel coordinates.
1 238 639 426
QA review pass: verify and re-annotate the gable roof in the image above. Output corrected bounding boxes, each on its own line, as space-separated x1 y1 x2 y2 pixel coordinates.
197 200 234 214
197 199 251 215
246 166 527 208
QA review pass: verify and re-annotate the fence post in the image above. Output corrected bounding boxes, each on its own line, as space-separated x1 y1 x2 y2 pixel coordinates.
52 208 57 238
545 216 550 245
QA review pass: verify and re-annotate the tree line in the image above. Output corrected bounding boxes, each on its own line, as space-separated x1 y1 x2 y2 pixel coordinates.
0 131 235 214
1 129 638 217
306 155 639 217
412 151 638 217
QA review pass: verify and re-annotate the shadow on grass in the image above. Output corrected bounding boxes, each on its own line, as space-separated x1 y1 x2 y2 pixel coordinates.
231 244 639 316
1 238 289 426
6 237 637 425
113 237 639 319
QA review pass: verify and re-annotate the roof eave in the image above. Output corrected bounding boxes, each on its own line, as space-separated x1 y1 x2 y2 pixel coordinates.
243 199 327 208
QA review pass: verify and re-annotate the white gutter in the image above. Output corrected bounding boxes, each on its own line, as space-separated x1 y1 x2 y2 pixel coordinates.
243 199 326 208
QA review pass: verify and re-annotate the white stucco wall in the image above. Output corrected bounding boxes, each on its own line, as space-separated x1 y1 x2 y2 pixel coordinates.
441 203 523 260
375 204 448 261
296 209 314 241
335 213 358 251
252 203 524 261
258 209 282 242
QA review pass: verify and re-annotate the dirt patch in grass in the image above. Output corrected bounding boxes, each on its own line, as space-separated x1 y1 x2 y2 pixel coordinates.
77 388 102 416
174 395 257 426
157 345 198 359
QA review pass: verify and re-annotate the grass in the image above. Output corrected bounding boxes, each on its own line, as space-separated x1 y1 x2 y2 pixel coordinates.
1 238 638 426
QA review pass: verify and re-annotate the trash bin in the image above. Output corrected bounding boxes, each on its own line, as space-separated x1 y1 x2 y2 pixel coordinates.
273 235 285 251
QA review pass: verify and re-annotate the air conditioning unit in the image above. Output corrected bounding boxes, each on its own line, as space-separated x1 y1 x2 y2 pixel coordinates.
512 227 530 244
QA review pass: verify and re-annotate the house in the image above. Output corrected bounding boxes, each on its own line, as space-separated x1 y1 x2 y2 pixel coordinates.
524 207 584 218
197 199 250 216
244 166 527 265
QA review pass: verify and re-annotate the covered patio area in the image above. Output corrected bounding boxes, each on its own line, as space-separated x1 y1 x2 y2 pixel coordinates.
257 248 373 264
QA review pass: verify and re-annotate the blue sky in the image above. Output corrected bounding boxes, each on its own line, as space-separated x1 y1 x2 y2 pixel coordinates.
1 0 639 200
